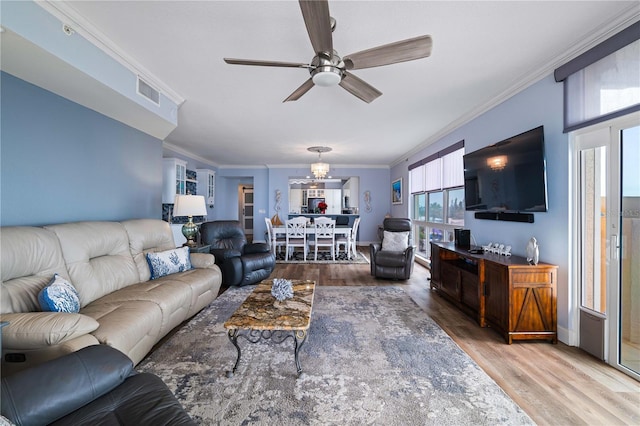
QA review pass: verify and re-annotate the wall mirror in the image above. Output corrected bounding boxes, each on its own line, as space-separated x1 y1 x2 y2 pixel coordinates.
288 177 359 214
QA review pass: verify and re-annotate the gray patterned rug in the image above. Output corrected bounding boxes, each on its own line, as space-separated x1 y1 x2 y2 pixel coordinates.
138 285 533 425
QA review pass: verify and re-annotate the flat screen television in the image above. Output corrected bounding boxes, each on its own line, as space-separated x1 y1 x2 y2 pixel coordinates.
463 126 548 213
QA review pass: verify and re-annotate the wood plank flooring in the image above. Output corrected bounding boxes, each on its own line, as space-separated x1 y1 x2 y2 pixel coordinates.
271 249 640 425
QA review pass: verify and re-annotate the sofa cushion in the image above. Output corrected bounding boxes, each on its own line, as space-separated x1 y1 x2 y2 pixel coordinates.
45 222 141 306
382 231 409 252
0 312 99 349
146 247 192 280
1 227 69 314
80 300 162 365
121 219 176 283
38 274 81 313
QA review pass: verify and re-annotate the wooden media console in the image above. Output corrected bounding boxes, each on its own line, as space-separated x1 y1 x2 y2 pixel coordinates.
430 242 558 344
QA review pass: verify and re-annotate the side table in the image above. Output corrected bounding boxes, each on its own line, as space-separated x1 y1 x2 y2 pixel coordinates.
186 244 211 254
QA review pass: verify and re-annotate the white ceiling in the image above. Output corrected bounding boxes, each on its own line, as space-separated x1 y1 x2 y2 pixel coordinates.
19 1 640 167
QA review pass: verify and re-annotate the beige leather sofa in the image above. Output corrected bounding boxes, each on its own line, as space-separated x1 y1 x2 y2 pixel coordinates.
1 219 222 376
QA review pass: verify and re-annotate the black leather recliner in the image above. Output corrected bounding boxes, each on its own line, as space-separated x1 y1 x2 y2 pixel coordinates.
370 218 415 280
200 220 275 287
1 345 195 425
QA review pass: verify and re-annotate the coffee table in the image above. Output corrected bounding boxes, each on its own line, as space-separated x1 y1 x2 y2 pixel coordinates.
224 279 316 377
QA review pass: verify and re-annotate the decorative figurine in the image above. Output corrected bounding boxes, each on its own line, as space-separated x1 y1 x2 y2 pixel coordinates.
526 237 539 265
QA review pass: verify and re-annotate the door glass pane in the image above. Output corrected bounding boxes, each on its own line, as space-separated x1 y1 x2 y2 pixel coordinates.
580 146 607 314
620 125 640 375
416 225 427 257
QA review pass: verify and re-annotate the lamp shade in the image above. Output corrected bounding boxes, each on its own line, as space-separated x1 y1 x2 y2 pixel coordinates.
173 195 207 217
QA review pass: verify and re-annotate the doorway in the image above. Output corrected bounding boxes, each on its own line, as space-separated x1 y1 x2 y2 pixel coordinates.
239 185 254 243
572 112 639 380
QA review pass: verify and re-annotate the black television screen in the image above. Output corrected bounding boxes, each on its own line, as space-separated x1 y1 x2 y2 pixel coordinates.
463 126 548 212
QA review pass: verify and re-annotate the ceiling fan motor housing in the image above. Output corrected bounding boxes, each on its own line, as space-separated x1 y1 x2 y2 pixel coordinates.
310 52 344 86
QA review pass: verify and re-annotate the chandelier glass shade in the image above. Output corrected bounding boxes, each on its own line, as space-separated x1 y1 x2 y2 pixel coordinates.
308 146 332 179
311 161 330 179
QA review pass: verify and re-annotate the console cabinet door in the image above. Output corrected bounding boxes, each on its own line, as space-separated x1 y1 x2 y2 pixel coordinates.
484 262 509 333
510 268 557 335
460 269 480 311
440 262 460 301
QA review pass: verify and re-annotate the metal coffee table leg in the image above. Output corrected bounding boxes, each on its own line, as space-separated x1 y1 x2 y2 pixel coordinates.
293 330 308 376
226 329 241 378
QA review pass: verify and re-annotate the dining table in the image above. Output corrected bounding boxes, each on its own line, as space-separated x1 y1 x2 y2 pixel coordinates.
273 224 354 259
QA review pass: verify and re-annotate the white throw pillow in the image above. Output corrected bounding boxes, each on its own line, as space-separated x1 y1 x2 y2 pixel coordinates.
146 246 192 279
382 231 409 251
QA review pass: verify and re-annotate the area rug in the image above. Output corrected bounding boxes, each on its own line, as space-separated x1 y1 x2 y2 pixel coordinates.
275 250 369 264
137 286 533 425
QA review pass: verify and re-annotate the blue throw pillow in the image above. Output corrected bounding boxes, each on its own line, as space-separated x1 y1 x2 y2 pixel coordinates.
146 246 192 280
38 274 81 313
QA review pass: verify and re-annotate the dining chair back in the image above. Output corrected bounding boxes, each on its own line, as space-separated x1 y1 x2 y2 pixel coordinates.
265 217 286 256
285 216 308 260
349 217 361 259
313 217 336 261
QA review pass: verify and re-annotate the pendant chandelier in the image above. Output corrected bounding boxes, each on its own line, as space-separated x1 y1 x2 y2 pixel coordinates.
308 146 332 179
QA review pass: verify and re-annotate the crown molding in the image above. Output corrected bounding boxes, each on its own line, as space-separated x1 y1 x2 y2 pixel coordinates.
37 0 185 106
163 142 218 168
266 164 389 169
392 7 640 168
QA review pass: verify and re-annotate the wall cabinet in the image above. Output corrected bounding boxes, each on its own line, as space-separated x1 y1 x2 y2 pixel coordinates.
196 168 216 208
162 158 187 203
430 242 558 344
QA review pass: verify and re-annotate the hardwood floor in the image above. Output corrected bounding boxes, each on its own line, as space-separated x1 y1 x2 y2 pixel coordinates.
272 249 640 425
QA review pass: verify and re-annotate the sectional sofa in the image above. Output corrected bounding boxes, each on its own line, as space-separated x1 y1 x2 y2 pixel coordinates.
0 219 222 377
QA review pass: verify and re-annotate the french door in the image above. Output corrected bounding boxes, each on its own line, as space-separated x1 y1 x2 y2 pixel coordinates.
573 112 639 379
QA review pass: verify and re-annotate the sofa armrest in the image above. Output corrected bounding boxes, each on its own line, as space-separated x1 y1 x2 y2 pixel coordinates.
1 345 133 426
244 242 270 255
0 312 99 349
189 252 216 269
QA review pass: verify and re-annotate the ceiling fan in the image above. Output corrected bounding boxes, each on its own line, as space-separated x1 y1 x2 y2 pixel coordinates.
224 0 432 103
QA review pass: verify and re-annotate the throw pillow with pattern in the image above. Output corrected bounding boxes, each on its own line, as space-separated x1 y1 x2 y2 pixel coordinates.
146 246 192 280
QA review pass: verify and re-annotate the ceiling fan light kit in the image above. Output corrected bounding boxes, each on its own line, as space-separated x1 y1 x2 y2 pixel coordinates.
224 0 432 103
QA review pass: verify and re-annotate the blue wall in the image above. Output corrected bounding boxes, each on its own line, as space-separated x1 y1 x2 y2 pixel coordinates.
391 75 571 336
1 72 164 226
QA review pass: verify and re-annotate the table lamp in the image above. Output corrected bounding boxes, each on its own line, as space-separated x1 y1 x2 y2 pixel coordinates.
173 195 207 247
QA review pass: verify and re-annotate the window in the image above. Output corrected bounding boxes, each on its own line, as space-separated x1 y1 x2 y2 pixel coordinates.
409 142 465 261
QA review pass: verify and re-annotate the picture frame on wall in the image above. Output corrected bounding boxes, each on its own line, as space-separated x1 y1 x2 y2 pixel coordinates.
392 178 403 205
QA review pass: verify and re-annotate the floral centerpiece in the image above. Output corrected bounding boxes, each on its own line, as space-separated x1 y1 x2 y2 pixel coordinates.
317 201 328 214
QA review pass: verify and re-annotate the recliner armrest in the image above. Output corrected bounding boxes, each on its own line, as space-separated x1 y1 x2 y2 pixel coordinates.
244 242 270 254
1 345 133 426
210 248 242 263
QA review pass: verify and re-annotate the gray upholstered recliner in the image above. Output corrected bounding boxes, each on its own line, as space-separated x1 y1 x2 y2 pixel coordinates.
200 220 275 287
1 345 195 425
370 218 415 280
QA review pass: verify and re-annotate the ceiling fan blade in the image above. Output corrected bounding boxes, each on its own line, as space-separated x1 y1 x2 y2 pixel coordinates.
343 35 432 70
299 0 333 55
339 72 382 103
283 78 315 102
224 58 311 69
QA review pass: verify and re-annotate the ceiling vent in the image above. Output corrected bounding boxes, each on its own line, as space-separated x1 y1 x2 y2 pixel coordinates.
137 76 160 105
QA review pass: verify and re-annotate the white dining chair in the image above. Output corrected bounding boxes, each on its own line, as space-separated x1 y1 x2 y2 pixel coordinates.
348 217 361 260
336 217 360 259
285 216 308 260
313 217 336 261
265 217 286 256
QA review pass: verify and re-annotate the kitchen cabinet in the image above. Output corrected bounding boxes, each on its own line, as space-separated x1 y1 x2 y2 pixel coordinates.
162 158 187 203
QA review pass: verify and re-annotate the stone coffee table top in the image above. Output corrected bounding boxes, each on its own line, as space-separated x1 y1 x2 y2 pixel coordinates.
224 279 316 331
